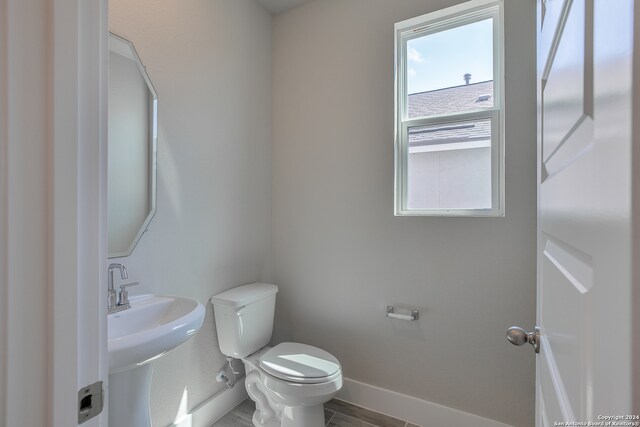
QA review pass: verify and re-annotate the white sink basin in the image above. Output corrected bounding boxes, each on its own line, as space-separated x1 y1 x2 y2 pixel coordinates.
108 294 205 373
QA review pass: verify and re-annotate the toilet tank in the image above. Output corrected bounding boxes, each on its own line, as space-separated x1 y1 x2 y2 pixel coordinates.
210 283 278 359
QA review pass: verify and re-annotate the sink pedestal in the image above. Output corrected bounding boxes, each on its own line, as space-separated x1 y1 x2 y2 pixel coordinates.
109 364 153 427
107 294 205 426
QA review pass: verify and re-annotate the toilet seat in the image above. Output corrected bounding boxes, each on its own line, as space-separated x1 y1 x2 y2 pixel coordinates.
259 342 341 384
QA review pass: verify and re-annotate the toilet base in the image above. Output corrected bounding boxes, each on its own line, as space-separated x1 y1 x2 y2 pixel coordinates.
246 375 326 427
280 404 325 427
247 395 326 427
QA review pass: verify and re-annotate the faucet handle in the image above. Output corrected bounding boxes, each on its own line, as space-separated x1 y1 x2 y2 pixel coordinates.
118 282 139 307
119 282 139 289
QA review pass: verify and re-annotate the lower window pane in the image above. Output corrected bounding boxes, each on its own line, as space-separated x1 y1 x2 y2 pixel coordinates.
407 118 492 210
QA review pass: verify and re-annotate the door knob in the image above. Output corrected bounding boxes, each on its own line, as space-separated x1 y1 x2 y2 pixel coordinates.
506 326 540 353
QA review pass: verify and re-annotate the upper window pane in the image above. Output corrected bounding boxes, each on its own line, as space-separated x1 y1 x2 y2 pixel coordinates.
407 18 494 118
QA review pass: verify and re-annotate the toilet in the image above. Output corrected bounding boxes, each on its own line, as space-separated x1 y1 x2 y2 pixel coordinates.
211 283 343 427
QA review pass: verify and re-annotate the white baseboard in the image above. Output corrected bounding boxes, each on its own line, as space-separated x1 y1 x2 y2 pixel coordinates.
336 378 513 427
171 376 512 427
172 378 248 427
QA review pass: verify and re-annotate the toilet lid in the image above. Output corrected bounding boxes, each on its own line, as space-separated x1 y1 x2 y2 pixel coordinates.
259 342 341 384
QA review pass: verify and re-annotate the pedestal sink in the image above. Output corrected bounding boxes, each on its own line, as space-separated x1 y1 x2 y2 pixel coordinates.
108 294 205 427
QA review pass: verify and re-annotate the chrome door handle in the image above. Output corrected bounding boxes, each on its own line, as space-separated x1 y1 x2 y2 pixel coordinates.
506 326 540 353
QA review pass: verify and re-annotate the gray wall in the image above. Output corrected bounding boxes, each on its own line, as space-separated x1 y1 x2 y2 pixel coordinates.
109 1 272 425
271 1 537 426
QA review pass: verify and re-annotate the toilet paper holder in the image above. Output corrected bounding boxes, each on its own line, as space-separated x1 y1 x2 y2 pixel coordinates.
385 306 419 321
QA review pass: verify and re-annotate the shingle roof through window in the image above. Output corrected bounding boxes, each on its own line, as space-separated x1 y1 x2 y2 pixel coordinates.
407 81 494 147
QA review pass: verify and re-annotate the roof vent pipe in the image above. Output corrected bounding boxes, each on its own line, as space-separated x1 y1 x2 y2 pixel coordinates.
464 73 472 85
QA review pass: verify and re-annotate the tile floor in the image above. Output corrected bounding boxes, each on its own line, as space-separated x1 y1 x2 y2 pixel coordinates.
211 398 422 427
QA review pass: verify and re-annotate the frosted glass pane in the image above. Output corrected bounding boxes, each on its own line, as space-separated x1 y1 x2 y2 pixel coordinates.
407 118 492 210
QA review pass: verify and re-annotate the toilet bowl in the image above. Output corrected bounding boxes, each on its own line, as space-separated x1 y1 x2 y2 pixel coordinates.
211 283 343 427
241 344 342 426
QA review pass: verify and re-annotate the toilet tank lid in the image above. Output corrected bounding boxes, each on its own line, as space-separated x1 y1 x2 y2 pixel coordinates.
210 283 278 307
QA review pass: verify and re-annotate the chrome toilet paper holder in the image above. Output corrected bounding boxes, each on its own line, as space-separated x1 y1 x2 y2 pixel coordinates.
385 306 419 321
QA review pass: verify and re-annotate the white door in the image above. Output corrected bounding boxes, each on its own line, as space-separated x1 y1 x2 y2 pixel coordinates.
533 0 635 424
0 0 108 426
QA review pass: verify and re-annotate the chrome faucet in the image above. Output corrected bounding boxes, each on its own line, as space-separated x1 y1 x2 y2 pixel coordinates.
108 263 128 313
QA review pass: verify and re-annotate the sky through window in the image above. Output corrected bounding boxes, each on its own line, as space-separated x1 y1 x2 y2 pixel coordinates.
407 18 494 94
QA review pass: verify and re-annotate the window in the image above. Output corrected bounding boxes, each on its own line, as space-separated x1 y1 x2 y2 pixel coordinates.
394 0 504 216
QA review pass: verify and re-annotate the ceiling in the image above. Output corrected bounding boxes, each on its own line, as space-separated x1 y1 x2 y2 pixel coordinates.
255 0 313 14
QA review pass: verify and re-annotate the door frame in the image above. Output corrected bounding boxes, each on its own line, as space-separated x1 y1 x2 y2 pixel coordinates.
0 0 108 425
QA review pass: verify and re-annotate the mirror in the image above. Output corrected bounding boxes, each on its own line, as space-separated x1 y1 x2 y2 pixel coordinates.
108 33 157 258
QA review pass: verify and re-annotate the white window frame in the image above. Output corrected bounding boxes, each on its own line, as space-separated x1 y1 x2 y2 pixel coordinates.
394 0 505 217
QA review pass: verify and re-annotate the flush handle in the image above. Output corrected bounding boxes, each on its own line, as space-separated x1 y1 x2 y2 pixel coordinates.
506 326 540 353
